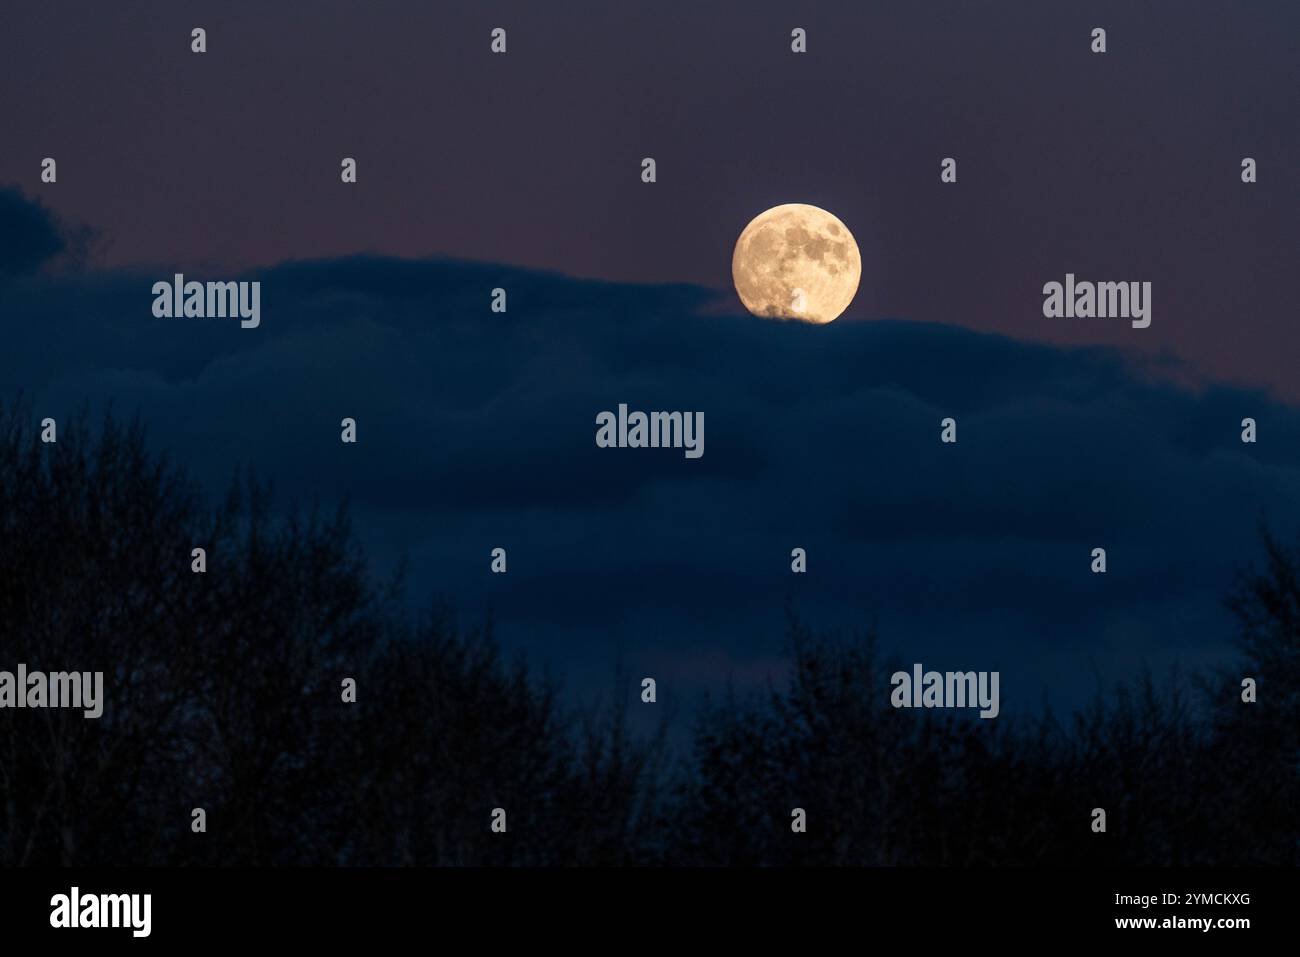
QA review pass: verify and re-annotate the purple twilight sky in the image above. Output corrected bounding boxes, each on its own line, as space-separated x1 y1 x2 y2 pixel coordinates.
2 0 1297 398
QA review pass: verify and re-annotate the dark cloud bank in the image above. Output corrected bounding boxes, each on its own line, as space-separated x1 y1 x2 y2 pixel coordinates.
3 186 1297 717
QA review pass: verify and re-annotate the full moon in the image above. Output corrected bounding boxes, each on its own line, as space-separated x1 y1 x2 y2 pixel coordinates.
731 204 861 324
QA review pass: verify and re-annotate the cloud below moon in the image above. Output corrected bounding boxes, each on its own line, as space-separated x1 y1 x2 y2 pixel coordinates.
2 175 1296 721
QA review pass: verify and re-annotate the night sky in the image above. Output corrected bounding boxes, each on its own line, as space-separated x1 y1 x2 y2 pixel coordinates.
2 1 1298 720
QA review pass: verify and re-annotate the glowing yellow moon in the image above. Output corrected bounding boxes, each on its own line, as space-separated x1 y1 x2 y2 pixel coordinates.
731 204 861 323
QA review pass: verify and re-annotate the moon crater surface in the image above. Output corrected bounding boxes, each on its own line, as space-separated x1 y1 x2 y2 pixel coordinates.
731 204 861 324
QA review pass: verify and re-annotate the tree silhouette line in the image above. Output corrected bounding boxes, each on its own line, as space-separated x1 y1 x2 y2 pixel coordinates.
0 402 1294 866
